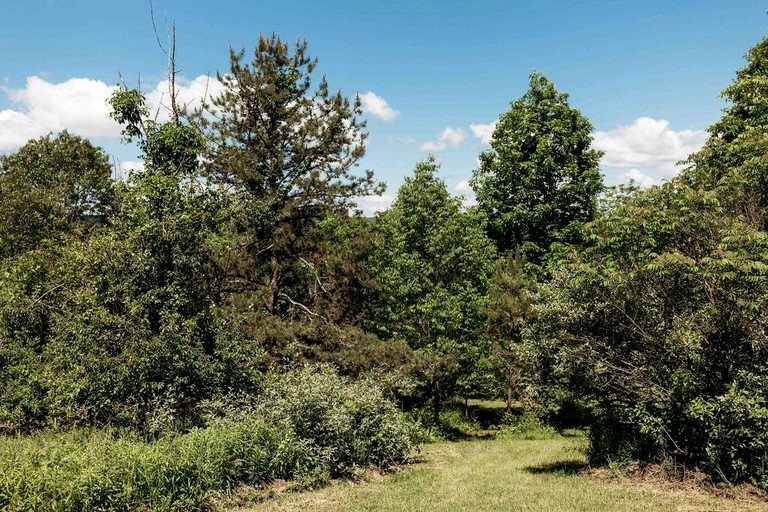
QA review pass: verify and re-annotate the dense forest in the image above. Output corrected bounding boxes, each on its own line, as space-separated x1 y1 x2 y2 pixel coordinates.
2 31 768 511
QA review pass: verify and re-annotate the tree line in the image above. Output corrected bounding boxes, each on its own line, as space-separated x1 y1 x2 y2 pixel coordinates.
2 32 768 491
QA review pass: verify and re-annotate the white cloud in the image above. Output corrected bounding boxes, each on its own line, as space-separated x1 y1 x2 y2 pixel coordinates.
355 194 395 216
622 168 657 188
120 160 145 174
0 76 121 150
358 91 399 121
469 121 496 144
420 127 466 152
0 75 225 151
593 117 707 176
455 179 472 192
145 75 225 121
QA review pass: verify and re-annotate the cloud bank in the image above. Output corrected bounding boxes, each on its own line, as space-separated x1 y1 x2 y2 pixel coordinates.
0 75 224 151
593 117 707 180
420 127 466 152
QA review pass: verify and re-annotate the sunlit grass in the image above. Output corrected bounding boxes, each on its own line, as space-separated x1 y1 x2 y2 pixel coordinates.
239 433 766 512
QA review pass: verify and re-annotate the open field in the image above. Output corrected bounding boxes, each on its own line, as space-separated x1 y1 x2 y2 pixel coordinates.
236 434 768 512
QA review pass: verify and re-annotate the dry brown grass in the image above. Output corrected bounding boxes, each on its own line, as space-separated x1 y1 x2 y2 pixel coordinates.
587 462 768 511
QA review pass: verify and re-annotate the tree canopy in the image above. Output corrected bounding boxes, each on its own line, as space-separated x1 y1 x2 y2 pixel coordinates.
3 28 768 498
370 157 497 420
472 72 603 260
0 131 113 258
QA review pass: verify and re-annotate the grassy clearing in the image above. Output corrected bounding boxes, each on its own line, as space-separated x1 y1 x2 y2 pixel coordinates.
237 433 767 512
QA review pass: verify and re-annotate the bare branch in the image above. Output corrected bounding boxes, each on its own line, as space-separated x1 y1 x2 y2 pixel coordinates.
280 293 328 324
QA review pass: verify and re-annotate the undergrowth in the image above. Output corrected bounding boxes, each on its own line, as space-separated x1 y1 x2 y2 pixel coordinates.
0 366 417 512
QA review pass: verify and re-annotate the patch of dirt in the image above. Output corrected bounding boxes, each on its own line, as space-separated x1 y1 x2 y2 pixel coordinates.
585 463 768 511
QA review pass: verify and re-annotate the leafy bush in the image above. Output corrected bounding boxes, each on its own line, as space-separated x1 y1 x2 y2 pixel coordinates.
258 365 417 476
687 376 768 488
0 366 417 511
524 182 768 488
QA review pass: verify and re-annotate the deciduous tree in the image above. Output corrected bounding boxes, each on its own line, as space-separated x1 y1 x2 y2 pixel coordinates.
471 72 603 261
370 157 496 421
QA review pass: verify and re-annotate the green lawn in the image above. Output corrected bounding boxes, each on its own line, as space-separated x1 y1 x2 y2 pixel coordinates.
233 434 766 512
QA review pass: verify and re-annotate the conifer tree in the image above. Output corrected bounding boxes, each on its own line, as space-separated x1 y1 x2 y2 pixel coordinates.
194 34 383 316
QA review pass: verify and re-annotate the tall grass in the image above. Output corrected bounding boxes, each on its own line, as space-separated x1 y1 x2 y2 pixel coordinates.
0 419 300 511
0 366 417 512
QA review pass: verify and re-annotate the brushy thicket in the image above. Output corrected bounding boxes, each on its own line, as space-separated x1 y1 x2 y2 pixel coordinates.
523 184 768 489
517 36 768 491
0 366 417 512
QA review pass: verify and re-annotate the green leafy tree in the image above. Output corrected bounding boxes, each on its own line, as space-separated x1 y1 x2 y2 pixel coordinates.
682 36 768 227
0 85 261 432
471 72 603 260
528 182 768 482
370 157 497 421
485 253 535 412
0 131 114 258
193 34 383 321
525 35 768 478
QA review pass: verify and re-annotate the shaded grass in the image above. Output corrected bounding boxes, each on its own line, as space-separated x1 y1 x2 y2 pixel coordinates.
240 434 768 512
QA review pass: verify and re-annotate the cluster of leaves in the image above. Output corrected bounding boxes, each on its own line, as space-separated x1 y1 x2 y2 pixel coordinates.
520 36 768 489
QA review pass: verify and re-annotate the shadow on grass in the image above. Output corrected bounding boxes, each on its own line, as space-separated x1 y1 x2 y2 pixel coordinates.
434 403 515 441
558 430 585 439
523 459 587 475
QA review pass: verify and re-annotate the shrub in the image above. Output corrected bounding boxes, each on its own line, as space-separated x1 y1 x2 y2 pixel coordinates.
258 365 417 476
0 366 417 511
687 378 768 488
497 412 559 441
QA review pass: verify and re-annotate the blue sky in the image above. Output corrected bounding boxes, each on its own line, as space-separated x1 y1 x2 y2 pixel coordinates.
1 1 766 212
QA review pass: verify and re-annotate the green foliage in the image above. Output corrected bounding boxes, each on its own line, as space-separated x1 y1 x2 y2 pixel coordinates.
258 366 417 476
109 86 204 175
109 86 151 141
0 79 257 433
525 178 768 486
0 421 301 512
472 72 603 260
193 34 383 324
0 367 416 512
369 157 497 418
0 131 113 258
8 28 768 504
497 412 559 441
687 375 768 488
483 253 536 410
682 36 768 226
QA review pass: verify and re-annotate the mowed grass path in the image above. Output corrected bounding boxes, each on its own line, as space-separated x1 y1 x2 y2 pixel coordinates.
238 434 767 512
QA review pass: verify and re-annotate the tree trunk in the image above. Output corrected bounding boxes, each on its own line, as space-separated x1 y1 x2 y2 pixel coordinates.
267 249 280 314
506 364 515 413
433 381 441 425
